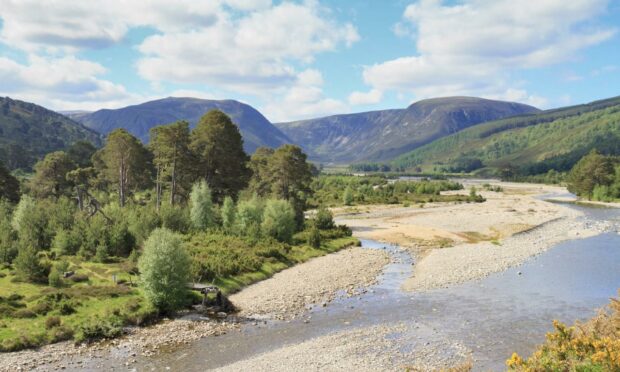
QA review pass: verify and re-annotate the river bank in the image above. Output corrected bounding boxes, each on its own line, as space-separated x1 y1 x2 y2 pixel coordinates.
337 182 612 292
230 247 389 320
0 246 389 371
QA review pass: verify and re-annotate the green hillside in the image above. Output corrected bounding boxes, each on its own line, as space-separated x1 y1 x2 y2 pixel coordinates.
0 97 103 170
391 96 620 175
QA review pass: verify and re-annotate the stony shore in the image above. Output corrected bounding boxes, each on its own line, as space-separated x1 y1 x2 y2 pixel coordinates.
230 247 389 320
214 323 471 372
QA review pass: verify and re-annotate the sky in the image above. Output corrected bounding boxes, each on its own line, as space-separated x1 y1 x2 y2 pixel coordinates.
0 0 619 122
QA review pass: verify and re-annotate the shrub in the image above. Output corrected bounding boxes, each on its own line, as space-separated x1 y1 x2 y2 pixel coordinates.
13 309 36 318
138 228 191 313
45 316 61 329
48 268 63 288
0 201 16 264
160 204 191 234
236 197 263 238
74 317 123 343
94 244 109 263
69 273 89 283
190 180 214 231
221 196 236 232
261 199 296 243
314 205 335 230
127 205 160 245
12 196 52 249
307 224 321 248
51 228 81 256
49 325 73 342
30 301 52 315
14 245 48 283
58 301 76 315
343 186 354 206
107 222 135 257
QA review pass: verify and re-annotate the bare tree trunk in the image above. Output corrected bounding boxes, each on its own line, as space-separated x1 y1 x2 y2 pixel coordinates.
170 155 177 205
119 158 126 207
156 165 162 211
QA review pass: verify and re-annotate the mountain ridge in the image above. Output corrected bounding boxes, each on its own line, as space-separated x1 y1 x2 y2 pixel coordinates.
276 96 540 163
391 95 620 175
72 97 292 153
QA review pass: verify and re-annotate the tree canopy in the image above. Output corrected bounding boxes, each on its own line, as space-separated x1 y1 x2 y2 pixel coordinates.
149 120 193 207
0 160 20 203
190 110 250 203
567 150 615 199
30 151 76 199
94 129 153 207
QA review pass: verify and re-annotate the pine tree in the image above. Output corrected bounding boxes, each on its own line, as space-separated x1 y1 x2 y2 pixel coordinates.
94 129 153 207
30 151 76 198
149 121 193 208
0 160 20 203
567 150 615 199
190 110 250 203
15 244 47 283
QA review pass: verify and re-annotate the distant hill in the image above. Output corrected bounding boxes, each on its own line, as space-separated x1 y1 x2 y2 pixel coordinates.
73 97 292 153
275 97 539 163
391 96 620 175
0 97 102 170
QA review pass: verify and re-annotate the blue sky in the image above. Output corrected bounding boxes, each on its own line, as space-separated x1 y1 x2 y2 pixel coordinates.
0 0 618 122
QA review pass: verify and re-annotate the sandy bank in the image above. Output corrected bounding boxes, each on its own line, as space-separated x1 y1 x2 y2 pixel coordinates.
337 182 611 292
230 247 389 320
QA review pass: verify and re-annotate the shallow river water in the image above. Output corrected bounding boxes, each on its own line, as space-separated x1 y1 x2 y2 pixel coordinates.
99 201 620 371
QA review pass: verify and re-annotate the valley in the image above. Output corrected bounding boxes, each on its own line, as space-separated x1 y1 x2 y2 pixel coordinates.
1 181 617 371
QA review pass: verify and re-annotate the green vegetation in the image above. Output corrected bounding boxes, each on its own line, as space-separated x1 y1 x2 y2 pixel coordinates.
566 150 620 201
0 97 102 171
0 109 356 351
390 96 620 179
138 228 190 313
309 175 482 207
507 291 620 371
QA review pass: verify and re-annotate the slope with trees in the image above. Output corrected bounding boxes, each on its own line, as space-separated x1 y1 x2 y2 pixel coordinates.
0 97 102 170
390 96 620 177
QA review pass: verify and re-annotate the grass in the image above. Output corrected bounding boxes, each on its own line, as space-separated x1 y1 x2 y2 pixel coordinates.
209 235 358 294
0 259 153 351
0 230 358 351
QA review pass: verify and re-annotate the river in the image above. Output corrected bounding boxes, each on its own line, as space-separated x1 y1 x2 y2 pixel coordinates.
79 199 620 371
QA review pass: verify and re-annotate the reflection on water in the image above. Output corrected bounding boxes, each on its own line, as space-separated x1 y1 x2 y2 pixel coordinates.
125 204 620 371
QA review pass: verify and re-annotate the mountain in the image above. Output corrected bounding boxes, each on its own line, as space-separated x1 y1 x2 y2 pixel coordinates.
74 97 291 153
0 97 102 170
275 97 540 163
391 96 620 175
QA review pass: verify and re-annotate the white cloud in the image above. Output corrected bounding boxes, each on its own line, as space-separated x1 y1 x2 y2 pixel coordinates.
362 0 615 105
348 89 383 105
0 0 359 112
136 1 359 94
262 69 348 122
0 55 139 110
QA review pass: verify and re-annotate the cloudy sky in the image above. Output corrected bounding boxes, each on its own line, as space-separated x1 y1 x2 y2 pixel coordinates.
0 0 618 122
